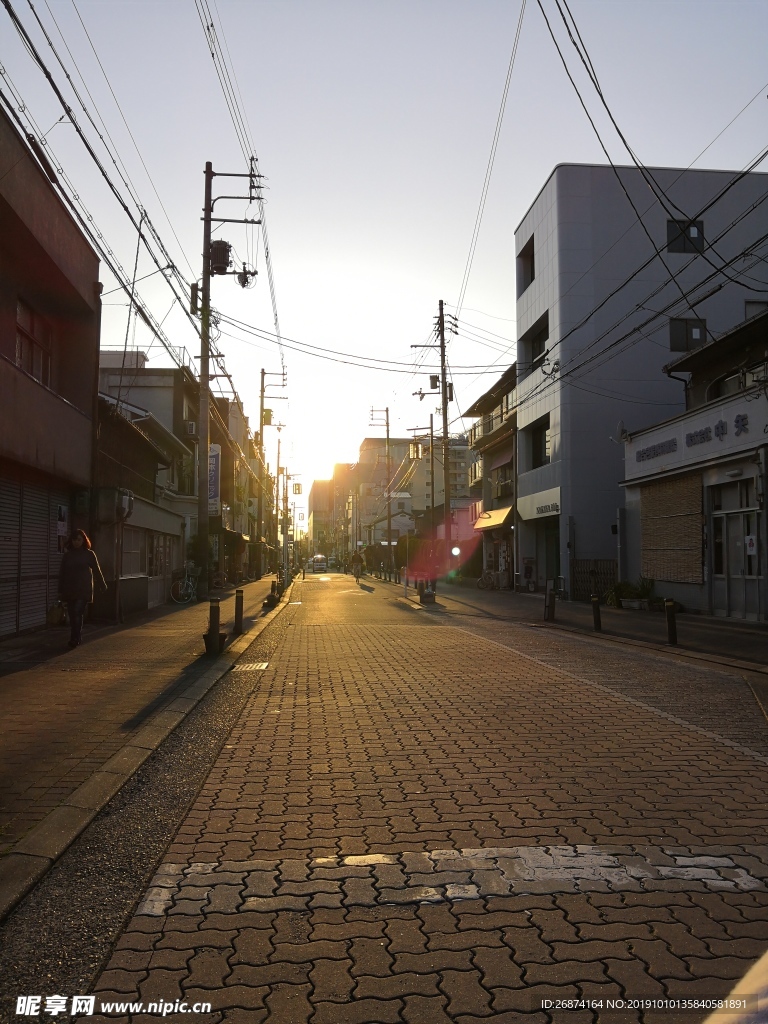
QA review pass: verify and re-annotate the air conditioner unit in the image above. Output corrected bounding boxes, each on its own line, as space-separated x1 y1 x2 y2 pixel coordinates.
184 421 197 436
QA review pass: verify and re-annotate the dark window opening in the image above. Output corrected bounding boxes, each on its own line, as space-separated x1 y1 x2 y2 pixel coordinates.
519 311 549 371
15 298 51 387
667 220 705 253
670 318 706 352
516 235 535 296
530 414 551 469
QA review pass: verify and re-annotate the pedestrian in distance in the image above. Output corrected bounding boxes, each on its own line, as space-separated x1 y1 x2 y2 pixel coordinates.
58 529 107 648
351 550 363 582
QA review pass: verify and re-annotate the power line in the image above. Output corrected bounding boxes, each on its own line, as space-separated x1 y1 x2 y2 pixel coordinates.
455 0 526 319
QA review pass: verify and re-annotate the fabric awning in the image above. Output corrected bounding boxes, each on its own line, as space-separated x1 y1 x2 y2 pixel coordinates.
488 447 515 471
473 506 514 531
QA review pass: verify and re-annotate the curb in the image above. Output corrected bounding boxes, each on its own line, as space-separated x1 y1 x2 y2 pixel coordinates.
535 618 768 679
411 582 768 678
0 585 293 924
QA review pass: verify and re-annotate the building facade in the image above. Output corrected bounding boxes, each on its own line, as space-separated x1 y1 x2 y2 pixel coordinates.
512 163 768 597
466 365 517 587
623 310 768 620
0 106 101 636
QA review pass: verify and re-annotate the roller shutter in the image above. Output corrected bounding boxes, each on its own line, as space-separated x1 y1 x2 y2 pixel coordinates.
0 474 21 636
19 482 49 631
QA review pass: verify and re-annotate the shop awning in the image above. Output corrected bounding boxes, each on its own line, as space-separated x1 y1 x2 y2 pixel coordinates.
473 506 514 531
488 447 515 471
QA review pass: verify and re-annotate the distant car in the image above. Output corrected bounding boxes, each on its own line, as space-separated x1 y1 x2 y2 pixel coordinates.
328 556 337 569
311 555 328 573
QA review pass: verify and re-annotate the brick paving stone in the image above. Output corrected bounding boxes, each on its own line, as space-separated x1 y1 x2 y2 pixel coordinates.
472 944 525 989
180 984 264 1013
183 948 231 989
137 969 186 1002
308 957 356 1002
439 968 493 1017
84 585 768 1022
384 917 427 953
502 926 554 964
603 956 666 998
354 970 442 999
684 955 761 979
149 948 195 971
93 970 145 994
393 950 474 974
310 996 403 1024
349 936 395 977
523 960 610 986
492 982 580 1013
229 929 273 965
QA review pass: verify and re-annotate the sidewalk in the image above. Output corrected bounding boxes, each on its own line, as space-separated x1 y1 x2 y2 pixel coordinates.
0 578 289 921
433 579 768 672
84 574 768 1024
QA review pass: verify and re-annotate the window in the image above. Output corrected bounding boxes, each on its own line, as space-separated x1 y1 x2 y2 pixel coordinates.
746 301 768 321
516 235 535 295
122 527 147 576
530 415 551 469
670 318 706 352
397 501 405 510
667 220 704 253
16 299 51 386
518 311 549 372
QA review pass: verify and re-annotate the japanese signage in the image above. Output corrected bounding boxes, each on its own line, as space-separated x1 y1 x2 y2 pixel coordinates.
625 392 767 481
208 444 221 516
518 487 561 521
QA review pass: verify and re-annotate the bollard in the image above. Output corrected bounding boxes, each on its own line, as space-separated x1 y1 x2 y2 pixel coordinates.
203 597 224 655
665 598 677 645
545 588 556 622
234 588 244 635
208 597 220 637
591 594 602 632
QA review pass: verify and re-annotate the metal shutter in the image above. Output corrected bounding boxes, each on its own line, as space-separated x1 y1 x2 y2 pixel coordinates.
18 482 49 631
0 473 21 637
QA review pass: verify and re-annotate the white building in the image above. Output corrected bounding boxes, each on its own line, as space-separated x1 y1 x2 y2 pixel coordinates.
512 163 768 598
623 311 768 620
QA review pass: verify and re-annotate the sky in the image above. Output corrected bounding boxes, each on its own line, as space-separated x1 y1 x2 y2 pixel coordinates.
2 0 767 524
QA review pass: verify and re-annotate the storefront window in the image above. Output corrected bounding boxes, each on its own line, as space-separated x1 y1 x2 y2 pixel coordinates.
122 526 146 576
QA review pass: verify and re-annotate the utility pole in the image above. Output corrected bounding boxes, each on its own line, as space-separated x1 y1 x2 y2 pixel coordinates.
275 435 280 578
255 368 265 579
370 407 392 577
196 162 214 599
411 302 453 579
429 413 436 568
195 161 260 598
438 300 451 576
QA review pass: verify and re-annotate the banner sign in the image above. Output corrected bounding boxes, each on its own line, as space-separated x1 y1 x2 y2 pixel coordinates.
209 445 221 516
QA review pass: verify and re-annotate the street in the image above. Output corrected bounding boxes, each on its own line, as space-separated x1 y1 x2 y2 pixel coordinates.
1 574 767 1023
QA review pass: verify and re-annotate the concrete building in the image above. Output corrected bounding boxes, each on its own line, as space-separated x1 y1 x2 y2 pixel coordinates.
512 163 768 598
465 366 517 587
308 479 332 556
0 105 101 636
624 310 768 620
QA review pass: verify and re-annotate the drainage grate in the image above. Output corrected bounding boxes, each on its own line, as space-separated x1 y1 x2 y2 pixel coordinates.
232 662 269 671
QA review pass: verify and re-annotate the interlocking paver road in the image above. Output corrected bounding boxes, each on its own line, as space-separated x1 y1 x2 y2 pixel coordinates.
90 574 768 1023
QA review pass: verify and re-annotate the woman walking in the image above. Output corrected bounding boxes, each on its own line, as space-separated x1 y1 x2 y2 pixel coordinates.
58 530 107 648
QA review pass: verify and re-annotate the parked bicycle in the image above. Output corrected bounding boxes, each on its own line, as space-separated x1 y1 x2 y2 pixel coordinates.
476 569 498 590
210 569 231 590
170 563 201 603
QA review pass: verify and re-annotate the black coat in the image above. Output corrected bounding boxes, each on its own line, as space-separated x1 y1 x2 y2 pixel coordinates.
58 548 107 602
